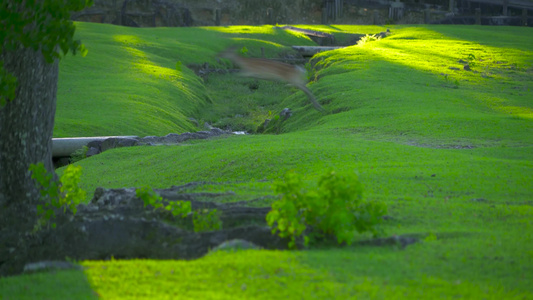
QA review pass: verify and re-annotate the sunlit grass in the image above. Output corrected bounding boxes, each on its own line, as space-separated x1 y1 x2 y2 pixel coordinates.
80 248 530 299
82 251 345 299
277 25 533 148
205 25 279 34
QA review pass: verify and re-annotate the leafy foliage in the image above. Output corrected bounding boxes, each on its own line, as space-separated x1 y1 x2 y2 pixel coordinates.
267 170 387 248
193 208 223 232
70 146 88 163
0 0 92 106
357 33 381 46
59 164 86 215
29 162 86 229
136 187 191 218
136 187 223 232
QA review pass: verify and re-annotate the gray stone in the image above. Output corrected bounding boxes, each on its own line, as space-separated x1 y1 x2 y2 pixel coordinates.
85 147 100 157
280 108 292 120
139 136 160 144
100 137 139 152
211 239 262 253
91 187 141 207
86 140 102 151
23 261 81 273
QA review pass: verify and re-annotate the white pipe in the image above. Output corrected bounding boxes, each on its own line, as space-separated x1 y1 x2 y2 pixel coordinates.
52 136 138 157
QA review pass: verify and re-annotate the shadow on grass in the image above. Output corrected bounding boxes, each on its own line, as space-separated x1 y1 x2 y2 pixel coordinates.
0 269 98 300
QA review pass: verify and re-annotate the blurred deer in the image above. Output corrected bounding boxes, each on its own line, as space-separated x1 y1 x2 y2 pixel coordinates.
218 47 325 112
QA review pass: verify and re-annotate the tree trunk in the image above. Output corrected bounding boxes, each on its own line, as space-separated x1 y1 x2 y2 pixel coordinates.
0 46 58 207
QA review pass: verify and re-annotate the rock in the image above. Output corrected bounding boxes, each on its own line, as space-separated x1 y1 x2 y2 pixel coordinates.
377 28 391 38
209 128 226 136
86 140 102 151
0 183 295 276
85 147 100 157
162 133 183 143
211 239 262 253
280 108 292 120
100 137 139 152
139 136 160 144
23 261 81 273
0 183 413 276
91 187 141 208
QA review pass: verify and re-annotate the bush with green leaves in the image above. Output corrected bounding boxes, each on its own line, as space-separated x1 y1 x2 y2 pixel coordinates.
70 146 88 163
357 34 381 46
29 162 86 229
193 208 223 232
135 187 191 218
135 187 223 232
266 170 387 249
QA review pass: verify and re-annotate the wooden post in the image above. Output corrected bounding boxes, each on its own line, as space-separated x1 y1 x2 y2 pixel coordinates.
502 0 508 16
424 9 430 24
390 0 404 21
266 8 274 25
448 0 455 12
214 9 221 26
373 10 380 25
475 8 481 25
322 2 328 24
336 0 342 19
522 8 528 26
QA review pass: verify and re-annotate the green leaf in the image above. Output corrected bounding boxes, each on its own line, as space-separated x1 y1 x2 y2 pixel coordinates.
267 170 386 248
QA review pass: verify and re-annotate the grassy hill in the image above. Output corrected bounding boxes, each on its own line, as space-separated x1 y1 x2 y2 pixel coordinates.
1 23 532 299
54 23 316 137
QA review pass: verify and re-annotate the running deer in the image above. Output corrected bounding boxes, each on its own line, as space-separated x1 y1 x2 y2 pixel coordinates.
218 47 325 112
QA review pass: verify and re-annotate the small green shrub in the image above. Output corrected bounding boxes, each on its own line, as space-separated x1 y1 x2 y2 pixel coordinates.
357 34 381 46
135 186 191 218
193 208 223 232
29 162 86 230
266 170 387 249
136 187 223 232
70 146 88 163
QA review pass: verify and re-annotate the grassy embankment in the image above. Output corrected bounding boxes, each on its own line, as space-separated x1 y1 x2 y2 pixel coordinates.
1 23 532 299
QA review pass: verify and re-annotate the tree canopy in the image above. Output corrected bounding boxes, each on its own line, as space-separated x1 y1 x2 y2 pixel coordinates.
0 0 92 106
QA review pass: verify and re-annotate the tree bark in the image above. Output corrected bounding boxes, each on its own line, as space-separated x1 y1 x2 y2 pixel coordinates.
0 46 58 207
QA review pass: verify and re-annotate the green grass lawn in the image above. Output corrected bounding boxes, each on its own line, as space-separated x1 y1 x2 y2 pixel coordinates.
1 23 532 299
